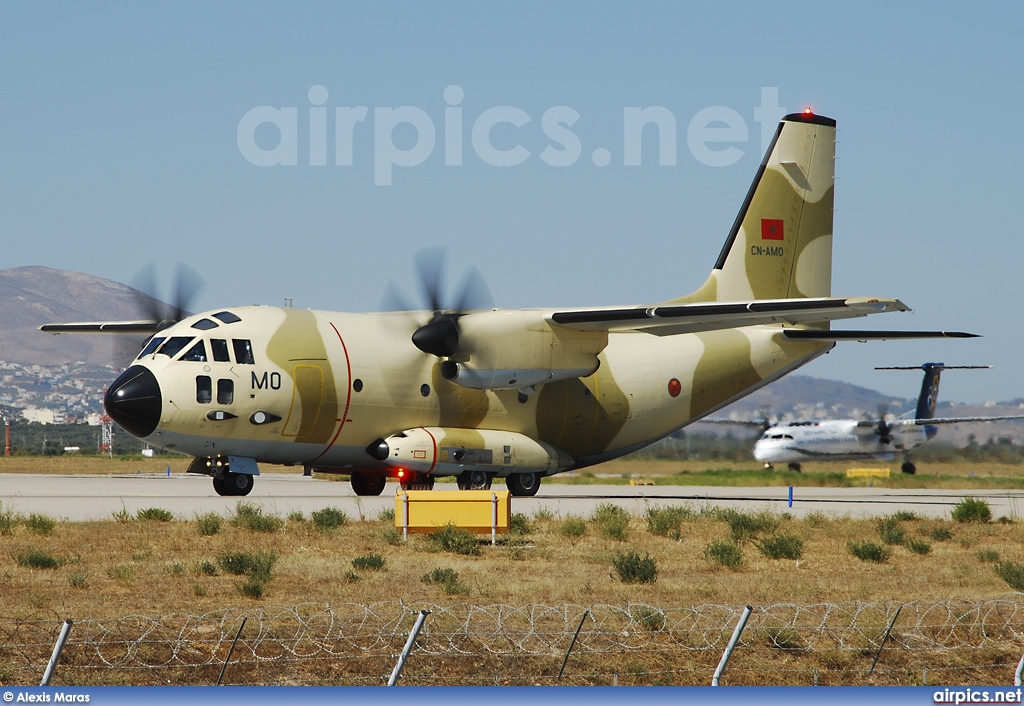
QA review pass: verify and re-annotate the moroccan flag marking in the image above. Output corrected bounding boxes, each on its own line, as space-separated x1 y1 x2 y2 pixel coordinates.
761 218 784 240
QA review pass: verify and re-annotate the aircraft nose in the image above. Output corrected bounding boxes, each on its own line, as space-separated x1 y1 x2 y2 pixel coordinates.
104 365 162 438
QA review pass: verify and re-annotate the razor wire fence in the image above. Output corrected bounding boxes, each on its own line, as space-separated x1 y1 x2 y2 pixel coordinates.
3 599 1024 686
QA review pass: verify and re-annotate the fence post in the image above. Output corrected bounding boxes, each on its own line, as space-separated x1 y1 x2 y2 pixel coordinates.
402 490 409 542
40 619 73 686
712 605 751 686
217 617 247 686
388 609 430 686
867 605 901 677
558 609 591 680
491 492 497 546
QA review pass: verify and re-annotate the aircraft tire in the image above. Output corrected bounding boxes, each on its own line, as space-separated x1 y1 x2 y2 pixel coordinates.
212 476 229 496
351 472 387 496
225 472 254 496
463 470 492 490
507 472 541 497
901 462 917 475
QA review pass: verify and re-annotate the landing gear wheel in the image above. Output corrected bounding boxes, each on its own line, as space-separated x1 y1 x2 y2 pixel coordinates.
458 470 492 490
787 463 802 472
212 476 228 496
507 472 541 497
225 472 254 496
351 472 387 496
901 461 917 475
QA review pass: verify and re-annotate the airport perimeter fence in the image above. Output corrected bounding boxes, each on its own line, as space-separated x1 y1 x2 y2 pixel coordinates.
3 599 1024 686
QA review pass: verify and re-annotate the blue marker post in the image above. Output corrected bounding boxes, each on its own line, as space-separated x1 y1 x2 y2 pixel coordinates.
167 465 171 477
788 486 793 508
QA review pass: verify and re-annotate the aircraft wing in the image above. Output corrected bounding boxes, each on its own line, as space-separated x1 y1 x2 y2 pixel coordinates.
549 296 974 337
40 321 162 334
902 416 1024 425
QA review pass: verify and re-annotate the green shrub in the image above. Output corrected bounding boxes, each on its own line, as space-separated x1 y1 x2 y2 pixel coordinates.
26 513 56 535
592 503 630 540
381 527 402 545
532 507 555 521
378 507 395 522
231 502 283 532
612 551 658 583
892 510 919 521
977 549 1000 563
704 540 743 570
69 573 88 588
952 497 992 524
352 553 386 571
0 504 16 535
848 540 891 563
238 577 266 598
195 560 218 576
431 524 480 556
16 550 63 570
195 512 222 536
287 510 305 522
755 533 804 560
645 505 691 538
311 507 349 532
632 606 666 631
136 507 174 522
905 538 932 555
108 564 135 583
877 516 906 546
995 560 1024 591
722 509 780 542
559 516 587 538
218 551 276 580
930 525 954 541
193 583 207 597
421 567 469 595
510 513 533 535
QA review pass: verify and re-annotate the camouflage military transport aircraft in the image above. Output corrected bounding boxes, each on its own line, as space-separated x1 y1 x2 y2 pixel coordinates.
42 111 974 497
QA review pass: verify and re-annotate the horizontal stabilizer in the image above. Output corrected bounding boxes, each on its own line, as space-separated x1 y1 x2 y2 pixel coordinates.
40 321 162 334
781 330 978 341
906 415 1024 425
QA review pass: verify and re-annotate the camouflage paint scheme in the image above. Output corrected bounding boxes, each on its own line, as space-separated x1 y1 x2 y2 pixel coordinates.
88 113 936 492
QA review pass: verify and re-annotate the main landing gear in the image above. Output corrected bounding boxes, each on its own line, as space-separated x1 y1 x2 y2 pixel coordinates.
506 472 541 497
212 472 254 497
351 471 387 496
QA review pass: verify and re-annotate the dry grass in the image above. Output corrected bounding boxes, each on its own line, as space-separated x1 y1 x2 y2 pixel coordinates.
2 502 1023 620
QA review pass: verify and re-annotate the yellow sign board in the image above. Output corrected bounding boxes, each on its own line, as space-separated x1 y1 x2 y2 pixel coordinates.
846 468 891 478
395 489 510 535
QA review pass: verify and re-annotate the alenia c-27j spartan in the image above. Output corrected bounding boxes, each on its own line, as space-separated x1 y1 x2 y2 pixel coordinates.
43 111 973 497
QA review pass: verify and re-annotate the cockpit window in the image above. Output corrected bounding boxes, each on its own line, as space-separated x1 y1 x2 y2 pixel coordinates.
213 311 242 324
137 337 165 358
179 340 208 362
191 318 219 330
210 339 230 362
232 339 255 364
156 336 194 358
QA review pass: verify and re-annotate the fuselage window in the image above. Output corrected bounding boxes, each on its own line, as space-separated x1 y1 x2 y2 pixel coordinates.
180 340 208 362
217 379 234 405
157 336 194 358
210 339 230 362
191 318 219 330
214 311 242 324
196 376 212 404
137 337 165 358
232 339 255 364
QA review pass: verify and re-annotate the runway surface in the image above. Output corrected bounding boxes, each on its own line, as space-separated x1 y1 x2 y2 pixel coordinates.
2 473 1023 521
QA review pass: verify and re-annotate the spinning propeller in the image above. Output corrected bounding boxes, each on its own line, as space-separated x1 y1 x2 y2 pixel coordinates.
384 248 492 359
130 262 205 331
874 403 894 445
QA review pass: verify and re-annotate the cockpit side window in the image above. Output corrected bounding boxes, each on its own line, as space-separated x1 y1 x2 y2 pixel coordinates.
232 339 255 364
156 337 194 358
137 337 165 358
214 311 242 324
191 318 219 330
179 340 208 362
210 339 230 362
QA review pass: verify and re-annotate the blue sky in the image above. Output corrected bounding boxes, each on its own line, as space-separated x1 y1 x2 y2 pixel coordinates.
2 2 1022 404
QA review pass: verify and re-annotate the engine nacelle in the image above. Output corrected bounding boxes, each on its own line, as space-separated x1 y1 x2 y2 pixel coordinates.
372 427 574 478
446 309 606 391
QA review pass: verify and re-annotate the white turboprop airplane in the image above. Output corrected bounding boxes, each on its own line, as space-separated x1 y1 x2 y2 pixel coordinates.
42 112 976 497
753 363 1024 473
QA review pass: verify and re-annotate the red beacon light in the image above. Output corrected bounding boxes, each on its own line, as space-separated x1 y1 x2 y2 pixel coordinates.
803 107 814 115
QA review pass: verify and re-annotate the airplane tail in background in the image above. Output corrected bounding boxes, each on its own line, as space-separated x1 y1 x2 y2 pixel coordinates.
671 111 836 305
877 364 992 439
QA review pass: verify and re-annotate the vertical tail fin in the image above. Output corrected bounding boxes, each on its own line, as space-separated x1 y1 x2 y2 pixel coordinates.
671 111 836 304
914 363 945 421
